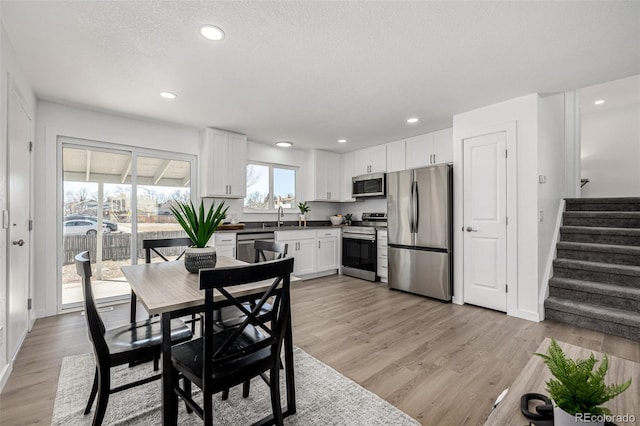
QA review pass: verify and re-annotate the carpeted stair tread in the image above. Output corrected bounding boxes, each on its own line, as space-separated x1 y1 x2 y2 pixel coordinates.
556 241 640 255
564 211 640 218
560 226 640 235
553 258 640 277
549 277 640 301
565 197 640 204
544 297 640 328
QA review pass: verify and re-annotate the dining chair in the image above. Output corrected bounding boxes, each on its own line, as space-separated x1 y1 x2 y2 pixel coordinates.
219 239 289 400
170 257 295 426
75 251 193 425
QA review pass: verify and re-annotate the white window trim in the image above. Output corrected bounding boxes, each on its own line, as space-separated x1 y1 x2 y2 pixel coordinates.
244 161 297 213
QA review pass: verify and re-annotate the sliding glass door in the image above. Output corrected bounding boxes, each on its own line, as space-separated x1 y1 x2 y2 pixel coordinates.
60 140 194 310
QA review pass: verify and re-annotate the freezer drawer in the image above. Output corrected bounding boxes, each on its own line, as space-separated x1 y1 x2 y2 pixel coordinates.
388 246 451 301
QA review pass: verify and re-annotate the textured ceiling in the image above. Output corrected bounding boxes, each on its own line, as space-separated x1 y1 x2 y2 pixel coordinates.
2 1 639 152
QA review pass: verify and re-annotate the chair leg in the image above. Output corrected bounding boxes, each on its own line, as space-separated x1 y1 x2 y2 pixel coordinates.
153 354 160 371
84 367 99 415
184 378 193 414
93 365 111 426
242 381 250 398
270 366 284 426
170 367 180 424
221 388 229 400
203 390 213 426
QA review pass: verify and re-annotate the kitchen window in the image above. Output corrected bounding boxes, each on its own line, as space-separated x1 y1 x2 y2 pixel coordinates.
244 162 296 211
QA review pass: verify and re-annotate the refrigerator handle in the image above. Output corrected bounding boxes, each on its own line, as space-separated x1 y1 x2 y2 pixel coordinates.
410 180 415 233
414 180 419 233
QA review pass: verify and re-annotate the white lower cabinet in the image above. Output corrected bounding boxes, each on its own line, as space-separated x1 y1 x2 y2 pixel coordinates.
377 229 388 281
214 233 237 259
276 228 339 276
316 229 339 272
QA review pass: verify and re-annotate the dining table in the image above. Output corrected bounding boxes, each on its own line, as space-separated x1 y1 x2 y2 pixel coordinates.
121 256 299 425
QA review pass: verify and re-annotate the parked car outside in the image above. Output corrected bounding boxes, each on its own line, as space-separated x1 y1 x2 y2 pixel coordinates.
63 220 111 236
63 214 118 231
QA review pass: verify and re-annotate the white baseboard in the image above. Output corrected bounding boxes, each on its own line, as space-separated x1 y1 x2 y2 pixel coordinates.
514 309 541 322
0 362 12 394
296 269 338 281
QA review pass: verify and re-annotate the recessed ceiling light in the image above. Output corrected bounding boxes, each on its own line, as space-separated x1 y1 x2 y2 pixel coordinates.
200 25 225 41
160 91 177 99
338 139 347 143
594 99 605 105
275 141 293 148
407 117 419 124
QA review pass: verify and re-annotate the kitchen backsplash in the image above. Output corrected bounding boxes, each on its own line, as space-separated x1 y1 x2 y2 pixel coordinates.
203 197 387 223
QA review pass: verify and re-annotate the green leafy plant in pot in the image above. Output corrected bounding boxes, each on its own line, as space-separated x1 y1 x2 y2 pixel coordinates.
170 200 228 273
535 339 631 425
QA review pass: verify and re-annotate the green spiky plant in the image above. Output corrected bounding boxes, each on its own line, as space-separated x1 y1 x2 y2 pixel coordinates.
297 201 310 215
535 339 631 416
169 200 228 248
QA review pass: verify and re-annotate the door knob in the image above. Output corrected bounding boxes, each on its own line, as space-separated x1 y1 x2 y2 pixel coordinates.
12 239 25 246
465 227 478 232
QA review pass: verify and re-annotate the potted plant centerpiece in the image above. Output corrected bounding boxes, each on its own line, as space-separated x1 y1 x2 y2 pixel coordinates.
298 201 310 227
170 199 228 273
535 339 631 425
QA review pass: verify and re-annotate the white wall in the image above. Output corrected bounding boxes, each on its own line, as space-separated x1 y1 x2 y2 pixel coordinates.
34 101 201 318
581 101 640 197
0 22 37 390
453 94 542 321
537 93 567 315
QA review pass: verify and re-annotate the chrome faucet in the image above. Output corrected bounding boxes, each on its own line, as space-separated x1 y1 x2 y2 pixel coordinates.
277 196 284 228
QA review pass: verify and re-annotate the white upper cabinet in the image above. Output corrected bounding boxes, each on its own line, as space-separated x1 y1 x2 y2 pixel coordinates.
309 149 341 201
340 151 355 201
386 139 406 173
354 145 387 175
405 128 453 169
434 127 453 164
199 128 247 198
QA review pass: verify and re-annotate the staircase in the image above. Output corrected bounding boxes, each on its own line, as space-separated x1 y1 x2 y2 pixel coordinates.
545 198 640 341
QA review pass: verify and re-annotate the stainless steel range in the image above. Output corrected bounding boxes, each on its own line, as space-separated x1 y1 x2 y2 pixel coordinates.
342 212 387 281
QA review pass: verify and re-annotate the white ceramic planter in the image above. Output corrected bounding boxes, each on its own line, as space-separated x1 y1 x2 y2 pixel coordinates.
553 406 605 426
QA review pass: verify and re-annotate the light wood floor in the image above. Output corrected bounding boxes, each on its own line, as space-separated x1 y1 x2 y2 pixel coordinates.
1 274 638 425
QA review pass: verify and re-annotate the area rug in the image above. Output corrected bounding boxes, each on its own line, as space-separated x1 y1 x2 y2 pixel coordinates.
53 347 419 425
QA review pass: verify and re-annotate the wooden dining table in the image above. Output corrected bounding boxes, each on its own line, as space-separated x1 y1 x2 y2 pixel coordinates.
121 256 299 425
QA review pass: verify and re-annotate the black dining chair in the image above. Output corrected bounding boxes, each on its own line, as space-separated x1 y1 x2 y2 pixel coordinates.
75 251 193 425
170 257 295 426
219 240 288 400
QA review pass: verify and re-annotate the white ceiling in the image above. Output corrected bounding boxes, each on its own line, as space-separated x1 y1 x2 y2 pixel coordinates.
580 74 640 115
2 1 639 152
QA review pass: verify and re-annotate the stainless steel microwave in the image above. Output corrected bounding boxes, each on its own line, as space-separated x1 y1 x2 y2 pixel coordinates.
352 172 386 198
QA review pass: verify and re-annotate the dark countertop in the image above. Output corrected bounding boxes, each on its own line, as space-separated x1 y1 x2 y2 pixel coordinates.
216 221 348 234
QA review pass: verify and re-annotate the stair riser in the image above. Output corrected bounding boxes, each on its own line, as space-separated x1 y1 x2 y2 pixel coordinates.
556 248 640 267
565 202 640 212
553 267 640 288
563 216 640 228
548 287 640 311
545 308 640 341
560 231 640 246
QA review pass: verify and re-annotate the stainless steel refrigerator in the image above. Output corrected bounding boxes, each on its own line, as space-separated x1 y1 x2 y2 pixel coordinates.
387 164 452 300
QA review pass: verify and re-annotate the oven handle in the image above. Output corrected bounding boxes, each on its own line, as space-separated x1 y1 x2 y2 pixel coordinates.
343 234 376 242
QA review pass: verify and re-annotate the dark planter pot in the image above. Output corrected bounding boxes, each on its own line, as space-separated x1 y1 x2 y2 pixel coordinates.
184 247 217 273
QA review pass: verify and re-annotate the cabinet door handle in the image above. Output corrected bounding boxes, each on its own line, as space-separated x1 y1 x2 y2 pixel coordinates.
433 154 436 164
229 185 231 194
318 240 321 248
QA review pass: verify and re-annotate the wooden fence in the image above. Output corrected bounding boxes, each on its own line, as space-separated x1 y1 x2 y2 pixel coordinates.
62 231 189 265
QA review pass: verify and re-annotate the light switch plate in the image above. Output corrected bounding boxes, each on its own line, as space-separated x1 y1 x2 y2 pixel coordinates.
538 175 547 184
1 210 8 229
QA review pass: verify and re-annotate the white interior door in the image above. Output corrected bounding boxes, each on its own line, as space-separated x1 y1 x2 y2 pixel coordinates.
7 87 32 360
463 131 507 312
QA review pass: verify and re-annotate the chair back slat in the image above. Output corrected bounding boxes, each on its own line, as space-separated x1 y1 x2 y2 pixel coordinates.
199 258 294 385
142 237 193 263
254 240 288 263
75 251 109 363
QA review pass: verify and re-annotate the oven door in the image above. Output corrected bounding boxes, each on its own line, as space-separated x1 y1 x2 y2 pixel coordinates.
342 234 376 272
